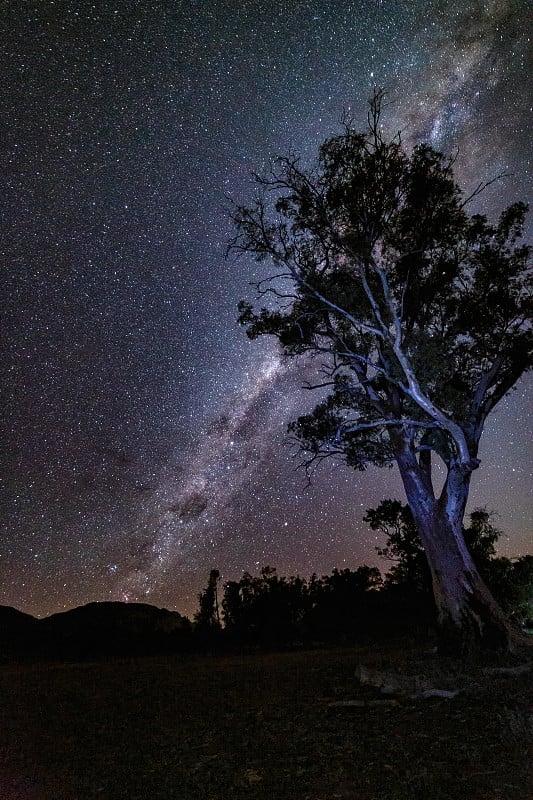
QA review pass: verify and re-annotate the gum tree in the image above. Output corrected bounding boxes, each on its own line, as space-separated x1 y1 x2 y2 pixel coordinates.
232 92 532 655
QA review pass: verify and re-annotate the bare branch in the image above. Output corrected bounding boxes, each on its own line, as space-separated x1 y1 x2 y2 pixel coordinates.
460 173 509 208
340 419 440 435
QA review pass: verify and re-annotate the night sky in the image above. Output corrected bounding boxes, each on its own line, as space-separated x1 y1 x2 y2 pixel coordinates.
2 0 532 620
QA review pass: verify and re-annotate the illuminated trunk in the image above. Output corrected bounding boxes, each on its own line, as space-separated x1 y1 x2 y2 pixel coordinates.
396 448 525 656
412 503 517 656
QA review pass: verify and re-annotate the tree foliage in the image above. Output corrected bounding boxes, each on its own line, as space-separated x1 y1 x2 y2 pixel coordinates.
233 91 531 480
365 499 430 592
495 555 533 628
220 564 384 644
194 568 221 631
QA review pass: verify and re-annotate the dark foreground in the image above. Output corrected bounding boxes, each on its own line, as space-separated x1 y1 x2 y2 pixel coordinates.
1 642 531 799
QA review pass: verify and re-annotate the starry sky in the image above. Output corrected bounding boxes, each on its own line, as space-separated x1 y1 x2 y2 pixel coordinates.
1 0 532 620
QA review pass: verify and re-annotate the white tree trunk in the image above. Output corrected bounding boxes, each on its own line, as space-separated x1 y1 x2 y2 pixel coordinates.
418 509 517 656
395 445 526 656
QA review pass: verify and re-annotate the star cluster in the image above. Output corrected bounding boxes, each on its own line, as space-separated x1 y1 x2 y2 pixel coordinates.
1 0 531 619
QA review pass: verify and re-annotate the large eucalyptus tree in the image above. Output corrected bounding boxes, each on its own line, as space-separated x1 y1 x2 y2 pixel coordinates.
232 92 532 654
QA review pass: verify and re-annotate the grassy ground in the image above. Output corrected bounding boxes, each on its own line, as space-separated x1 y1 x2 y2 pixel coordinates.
0 641 531 799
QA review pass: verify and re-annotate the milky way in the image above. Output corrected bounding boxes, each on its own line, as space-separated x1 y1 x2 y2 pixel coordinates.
1 0 531 618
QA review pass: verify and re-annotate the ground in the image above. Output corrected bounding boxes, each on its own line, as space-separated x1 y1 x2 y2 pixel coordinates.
0 641 531 799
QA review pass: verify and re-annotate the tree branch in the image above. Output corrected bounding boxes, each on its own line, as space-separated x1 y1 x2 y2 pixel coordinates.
340 419 439 435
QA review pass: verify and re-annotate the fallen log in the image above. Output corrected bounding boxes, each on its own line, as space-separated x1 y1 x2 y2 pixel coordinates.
355 664 462 700
328 699 400 709
482 663 532 678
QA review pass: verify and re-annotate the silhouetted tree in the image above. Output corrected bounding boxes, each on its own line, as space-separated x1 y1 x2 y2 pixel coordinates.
506 555 533 627
480 554 533 628
221 566 308 644
463 508 499 575
194 569 221 631
232 90 532 655
312 565 383 640
366 499 430 592
221 565 384 644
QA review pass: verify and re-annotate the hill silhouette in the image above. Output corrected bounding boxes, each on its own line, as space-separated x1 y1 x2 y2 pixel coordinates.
1 602 192 661
0 605 40 659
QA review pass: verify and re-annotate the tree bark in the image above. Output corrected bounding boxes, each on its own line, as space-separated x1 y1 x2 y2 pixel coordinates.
416 507 520 657
394 443 528 658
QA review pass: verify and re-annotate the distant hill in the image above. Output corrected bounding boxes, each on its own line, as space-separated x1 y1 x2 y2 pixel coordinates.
0 605 40 661
0 605 39 631
0 602 192 661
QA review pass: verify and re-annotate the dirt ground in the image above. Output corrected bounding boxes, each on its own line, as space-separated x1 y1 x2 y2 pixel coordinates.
1 642 531 799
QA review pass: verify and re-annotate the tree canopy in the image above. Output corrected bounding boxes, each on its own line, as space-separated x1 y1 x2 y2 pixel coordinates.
234 91 531 482
232 91 532 653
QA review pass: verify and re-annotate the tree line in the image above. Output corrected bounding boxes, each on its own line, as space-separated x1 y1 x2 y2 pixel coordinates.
194 501 533 647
